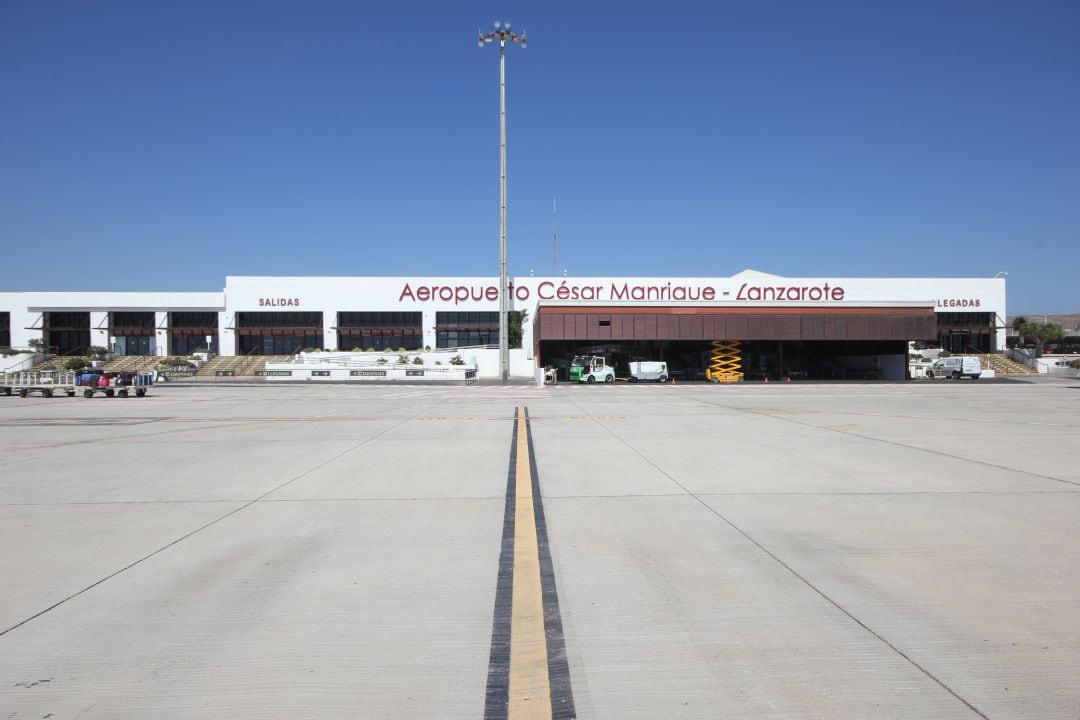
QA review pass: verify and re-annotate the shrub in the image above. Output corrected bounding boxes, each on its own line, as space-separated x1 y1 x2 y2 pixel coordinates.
28 338 45 352
376 357 388 365
449 355 464 366
86 345 109 359
0 347 18 356
397 354 409 364
63 357 90 371
412 356 424 365
1071 359 1080 370
939 351 952 358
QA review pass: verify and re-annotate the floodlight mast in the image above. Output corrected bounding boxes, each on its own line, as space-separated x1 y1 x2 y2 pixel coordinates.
478 22 526 384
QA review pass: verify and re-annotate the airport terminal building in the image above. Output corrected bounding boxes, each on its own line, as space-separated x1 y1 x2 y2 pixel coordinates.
0 271 1006 380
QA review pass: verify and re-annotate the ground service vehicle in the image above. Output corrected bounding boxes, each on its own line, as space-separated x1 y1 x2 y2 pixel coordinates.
927 356 981 380
629 361 669 383
569 355 615 383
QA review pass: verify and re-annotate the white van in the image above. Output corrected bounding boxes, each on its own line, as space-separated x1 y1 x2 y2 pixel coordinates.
628 361 669 383
927 356 981 380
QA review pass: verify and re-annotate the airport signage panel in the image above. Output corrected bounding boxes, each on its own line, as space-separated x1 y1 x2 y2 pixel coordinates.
397 280 848 305
220 275 1004 314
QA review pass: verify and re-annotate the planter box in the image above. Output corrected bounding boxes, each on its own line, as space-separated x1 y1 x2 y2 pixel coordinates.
263 361 475 383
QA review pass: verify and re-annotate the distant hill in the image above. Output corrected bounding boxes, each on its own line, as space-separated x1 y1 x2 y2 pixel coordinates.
1007 314 1080 333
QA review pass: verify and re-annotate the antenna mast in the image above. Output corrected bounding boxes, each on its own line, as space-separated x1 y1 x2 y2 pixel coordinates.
552 197 558 276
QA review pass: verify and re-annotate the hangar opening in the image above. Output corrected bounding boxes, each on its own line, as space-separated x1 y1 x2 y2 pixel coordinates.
534 305 937 381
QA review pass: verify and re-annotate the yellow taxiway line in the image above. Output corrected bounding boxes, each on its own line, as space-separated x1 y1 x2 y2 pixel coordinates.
508 406 553 719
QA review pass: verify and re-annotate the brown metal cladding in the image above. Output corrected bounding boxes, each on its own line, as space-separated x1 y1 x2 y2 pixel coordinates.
536 305 936 341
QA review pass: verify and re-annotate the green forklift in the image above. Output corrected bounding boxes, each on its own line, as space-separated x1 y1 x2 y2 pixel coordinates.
569 355 616 383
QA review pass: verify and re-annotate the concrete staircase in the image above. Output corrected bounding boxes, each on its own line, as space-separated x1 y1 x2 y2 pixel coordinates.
102 356 195 373
33 355 99 372
197 355 294 376
198 356 246 376
982 353 1038 376
103 356 154 373
32 357 69 372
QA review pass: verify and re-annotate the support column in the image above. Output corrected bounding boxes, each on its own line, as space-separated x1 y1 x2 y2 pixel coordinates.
423 310 437 351
90 312 110 352
325 315 339 353
155 312 169 356
219 312 237 356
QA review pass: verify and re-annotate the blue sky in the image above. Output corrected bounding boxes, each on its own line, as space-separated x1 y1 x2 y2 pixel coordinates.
1 1 1077 314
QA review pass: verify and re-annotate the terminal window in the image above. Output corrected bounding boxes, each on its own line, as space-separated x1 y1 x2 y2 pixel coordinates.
337 312 422 351
436 312 499 348
44 312 90 356
236 312 324 355
170 312 219 355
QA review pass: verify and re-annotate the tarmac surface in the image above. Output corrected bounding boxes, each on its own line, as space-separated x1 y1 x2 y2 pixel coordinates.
1 377 1078 719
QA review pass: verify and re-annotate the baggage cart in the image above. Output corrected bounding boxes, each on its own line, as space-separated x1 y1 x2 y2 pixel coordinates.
81 371 154 398
1 371 78 398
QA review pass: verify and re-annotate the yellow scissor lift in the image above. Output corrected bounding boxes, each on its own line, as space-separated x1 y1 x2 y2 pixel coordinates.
706 339 744 383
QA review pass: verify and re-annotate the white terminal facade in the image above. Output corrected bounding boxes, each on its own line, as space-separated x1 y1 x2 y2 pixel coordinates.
0 271 1006 381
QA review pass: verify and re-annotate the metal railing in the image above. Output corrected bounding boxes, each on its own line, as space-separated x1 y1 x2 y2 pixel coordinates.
2 352 44 373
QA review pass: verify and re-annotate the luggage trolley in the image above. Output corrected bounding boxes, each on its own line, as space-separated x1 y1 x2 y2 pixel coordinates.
1 371 78 398
81 371 154 398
